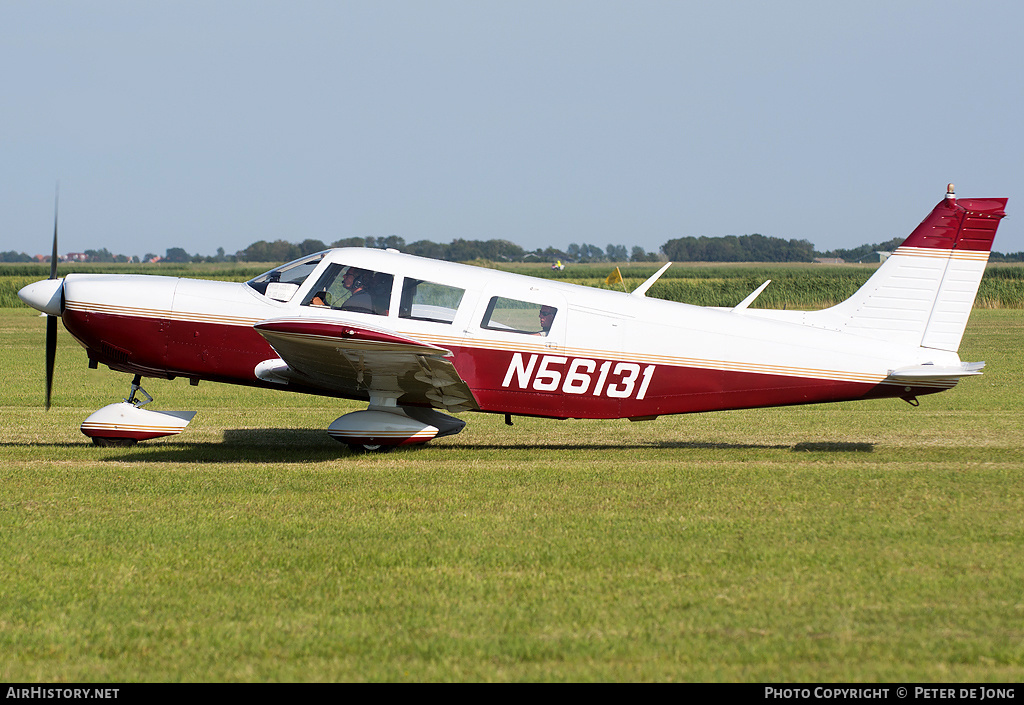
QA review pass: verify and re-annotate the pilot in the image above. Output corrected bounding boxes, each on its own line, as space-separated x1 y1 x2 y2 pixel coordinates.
310 289 330 307
537 306 557 335
340 267 375 313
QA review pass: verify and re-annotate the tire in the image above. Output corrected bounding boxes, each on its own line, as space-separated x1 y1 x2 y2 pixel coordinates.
346 443 392 454
91 437 139 448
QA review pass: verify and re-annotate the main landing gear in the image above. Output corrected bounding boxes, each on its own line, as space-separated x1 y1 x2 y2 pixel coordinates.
328 392 466 454
80 375 197 447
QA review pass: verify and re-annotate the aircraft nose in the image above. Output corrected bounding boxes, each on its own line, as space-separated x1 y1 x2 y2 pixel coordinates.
18 279 65 316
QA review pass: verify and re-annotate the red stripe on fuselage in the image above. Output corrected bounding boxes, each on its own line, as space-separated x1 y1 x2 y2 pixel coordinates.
447 345 921 418
64 311 940 417
63 309 277 383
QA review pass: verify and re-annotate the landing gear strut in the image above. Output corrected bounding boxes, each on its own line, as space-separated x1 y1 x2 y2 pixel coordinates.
125 374 153 408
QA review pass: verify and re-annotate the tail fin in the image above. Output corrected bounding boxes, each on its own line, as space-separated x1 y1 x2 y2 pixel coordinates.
826 186 1007 352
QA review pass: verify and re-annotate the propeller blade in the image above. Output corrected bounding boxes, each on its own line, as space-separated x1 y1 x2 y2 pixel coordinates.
50 186 59 280
45 314 57 410
46 184 59 409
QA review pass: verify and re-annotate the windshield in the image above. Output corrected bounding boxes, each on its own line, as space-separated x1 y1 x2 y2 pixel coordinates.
247 252 328 301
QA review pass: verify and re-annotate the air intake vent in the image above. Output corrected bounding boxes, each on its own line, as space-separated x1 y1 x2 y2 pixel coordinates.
101 341 132 365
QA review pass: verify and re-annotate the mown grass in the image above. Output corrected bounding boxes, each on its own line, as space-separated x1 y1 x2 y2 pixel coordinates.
2 309 1023 682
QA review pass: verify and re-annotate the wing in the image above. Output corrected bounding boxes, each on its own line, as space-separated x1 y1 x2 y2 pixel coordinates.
253 316 478 412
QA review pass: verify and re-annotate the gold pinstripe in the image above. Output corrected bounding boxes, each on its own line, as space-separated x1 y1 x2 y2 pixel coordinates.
81 422 186 434
67 293 967 389
893 246 990 261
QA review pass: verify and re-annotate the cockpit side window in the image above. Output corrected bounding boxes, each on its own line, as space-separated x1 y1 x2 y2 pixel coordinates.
247 252 327 301
399 280 465 324
481 296 558 336
302 264 393 315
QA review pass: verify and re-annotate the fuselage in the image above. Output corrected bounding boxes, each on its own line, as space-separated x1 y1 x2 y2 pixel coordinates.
55 248 957 420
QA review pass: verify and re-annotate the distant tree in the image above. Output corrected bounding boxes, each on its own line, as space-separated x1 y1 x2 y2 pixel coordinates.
331 237 366 249
578 243 606 262
85 248 115 263
0 251 32 262
817 236 903 262
297 239 328 256
537 246 568 263
238 240 299 262
448 239 482 262
660 234 814 262
478 239 524 261
630 246 659 262
605 244 628 262
164 247 191 263
405 240 448 260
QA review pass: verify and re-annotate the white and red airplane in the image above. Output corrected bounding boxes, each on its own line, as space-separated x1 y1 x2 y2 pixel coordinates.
19 185 1006 452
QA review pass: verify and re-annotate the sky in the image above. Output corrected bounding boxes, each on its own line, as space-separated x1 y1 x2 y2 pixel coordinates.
2 0 1021 259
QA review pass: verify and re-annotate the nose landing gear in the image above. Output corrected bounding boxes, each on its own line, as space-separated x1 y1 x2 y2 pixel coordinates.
81 375 197 447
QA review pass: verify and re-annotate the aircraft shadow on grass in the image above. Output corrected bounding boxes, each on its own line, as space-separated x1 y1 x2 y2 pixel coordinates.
6 430 874 463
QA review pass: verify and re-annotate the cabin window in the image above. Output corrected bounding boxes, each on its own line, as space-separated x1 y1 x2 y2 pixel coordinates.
247 252 328 301
481 297 557 336
399 280 465 324
302 264 393 315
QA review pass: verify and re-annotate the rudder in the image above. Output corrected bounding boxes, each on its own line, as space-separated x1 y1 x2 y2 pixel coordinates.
826 186 1007 352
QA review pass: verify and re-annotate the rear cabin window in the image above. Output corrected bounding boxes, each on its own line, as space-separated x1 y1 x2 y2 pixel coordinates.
481 297 557 336
302 264 393 316
399 280 465 324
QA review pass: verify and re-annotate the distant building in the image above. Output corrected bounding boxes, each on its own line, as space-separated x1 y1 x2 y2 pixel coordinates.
813 257 845 264
65 253 89 262
854 251 892 263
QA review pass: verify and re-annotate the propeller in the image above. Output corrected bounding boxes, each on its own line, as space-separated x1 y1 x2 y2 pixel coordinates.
45 187 59 410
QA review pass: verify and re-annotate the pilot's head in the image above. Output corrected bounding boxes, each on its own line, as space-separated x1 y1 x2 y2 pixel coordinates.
539 306 556 331
343 267 368 290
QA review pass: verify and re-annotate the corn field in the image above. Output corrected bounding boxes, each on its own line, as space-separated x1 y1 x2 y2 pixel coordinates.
2 262 1023 310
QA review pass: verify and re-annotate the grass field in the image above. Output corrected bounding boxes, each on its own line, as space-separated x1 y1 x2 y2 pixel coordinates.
2 306 1022 682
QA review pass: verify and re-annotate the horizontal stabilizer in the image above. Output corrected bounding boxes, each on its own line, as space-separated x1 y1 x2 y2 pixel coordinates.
884 361 984 387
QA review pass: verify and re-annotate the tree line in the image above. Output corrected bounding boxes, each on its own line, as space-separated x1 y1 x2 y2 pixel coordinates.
4 232 1021 264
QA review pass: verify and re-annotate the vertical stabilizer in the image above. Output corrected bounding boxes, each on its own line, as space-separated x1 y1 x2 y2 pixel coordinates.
826 186 1006 352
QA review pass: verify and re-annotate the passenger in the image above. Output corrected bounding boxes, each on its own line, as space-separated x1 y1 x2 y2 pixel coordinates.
370 272 393 315
537 306 557 335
